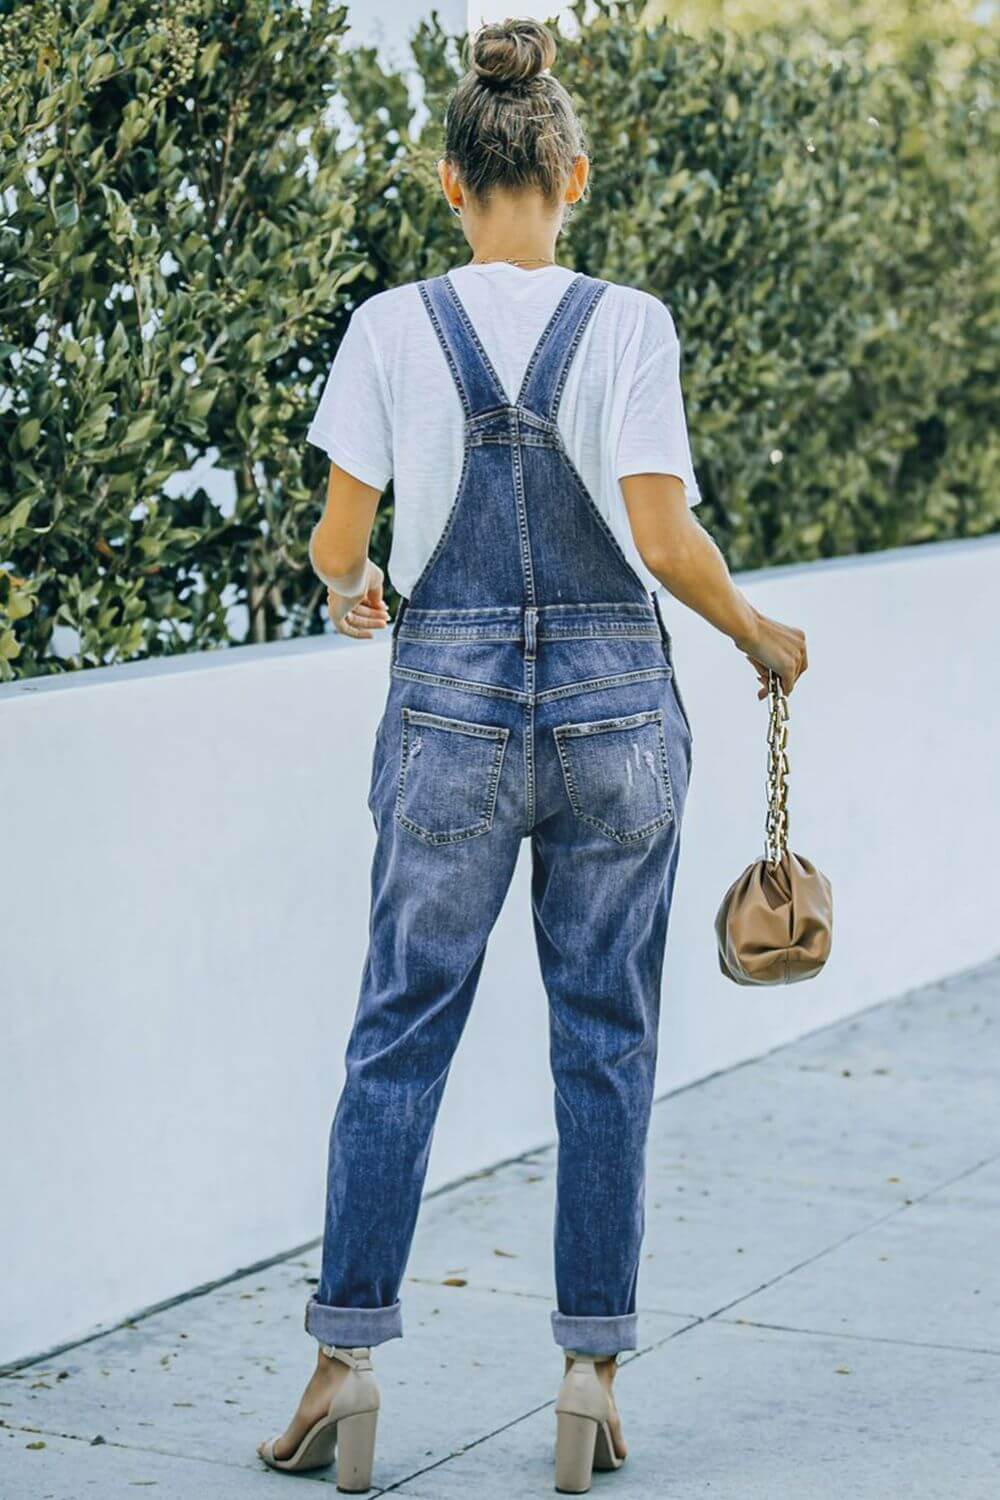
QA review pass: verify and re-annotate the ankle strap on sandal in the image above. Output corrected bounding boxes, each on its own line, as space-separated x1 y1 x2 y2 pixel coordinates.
321 1344 373 1371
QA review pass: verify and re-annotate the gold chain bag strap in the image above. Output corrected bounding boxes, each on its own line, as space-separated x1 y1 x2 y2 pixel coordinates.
715 670 833 985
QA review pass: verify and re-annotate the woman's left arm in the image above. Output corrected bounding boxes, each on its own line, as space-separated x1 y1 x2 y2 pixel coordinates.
309 462 389 639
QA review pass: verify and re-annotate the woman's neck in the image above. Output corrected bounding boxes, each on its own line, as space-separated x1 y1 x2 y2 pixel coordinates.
464 200 560 267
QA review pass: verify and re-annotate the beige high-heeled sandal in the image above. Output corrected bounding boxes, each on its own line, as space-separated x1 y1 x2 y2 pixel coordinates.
554 1350 626 1494
258 1344 380 1492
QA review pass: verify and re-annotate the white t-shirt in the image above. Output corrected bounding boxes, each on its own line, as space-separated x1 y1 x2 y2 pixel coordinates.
306 261 701 597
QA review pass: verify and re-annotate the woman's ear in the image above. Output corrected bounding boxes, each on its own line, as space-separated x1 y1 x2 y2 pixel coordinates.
565 153 590 205
437 155 463 214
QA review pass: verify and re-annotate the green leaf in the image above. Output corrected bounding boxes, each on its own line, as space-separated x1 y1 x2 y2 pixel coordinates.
198 41 222 77
6 590 35 621
17 419 41 452
122 412 160 446
187 387 218 420
86 52 116 89
2 498 32 536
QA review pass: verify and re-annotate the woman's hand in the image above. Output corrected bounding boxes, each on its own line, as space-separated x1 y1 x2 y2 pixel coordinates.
735 607 808 697
327 560 391 639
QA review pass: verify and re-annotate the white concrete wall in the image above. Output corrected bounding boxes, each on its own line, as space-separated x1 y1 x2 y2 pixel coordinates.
2 537 997 1367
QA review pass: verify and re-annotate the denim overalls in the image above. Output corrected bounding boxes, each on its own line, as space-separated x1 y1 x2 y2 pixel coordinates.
306 271 693 1359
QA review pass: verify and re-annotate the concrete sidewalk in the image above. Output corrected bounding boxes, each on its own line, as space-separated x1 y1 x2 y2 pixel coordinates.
3 957 998 1498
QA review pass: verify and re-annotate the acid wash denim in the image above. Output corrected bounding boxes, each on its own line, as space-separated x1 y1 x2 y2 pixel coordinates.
306 270 693 1359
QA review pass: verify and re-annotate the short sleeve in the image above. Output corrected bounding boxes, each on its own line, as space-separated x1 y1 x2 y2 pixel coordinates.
306 306 393 492
615 300 701 506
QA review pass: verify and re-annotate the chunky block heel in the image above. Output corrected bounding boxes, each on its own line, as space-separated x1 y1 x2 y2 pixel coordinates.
258 1344 380 1486
556 1411 600 1493
336 1406 379 1493
553 1349 625 1494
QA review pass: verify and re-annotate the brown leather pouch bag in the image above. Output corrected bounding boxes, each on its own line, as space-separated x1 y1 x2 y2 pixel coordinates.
715 672 833 985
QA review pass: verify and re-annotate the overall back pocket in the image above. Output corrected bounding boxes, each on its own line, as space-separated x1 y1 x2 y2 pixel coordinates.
395 707 509 846
554 708 674 844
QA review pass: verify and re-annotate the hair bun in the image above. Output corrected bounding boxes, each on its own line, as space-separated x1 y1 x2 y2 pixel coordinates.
471 18 557 89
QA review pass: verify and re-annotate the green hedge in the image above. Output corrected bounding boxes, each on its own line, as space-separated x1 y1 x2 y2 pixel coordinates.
1 0 996 678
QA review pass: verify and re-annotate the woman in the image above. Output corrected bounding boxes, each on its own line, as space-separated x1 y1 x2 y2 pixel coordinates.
258 17 806 1494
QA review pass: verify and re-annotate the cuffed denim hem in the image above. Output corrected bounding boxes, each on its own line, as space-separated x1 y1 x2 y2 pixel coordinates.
305 1295 402 1348
550 1310 638 1356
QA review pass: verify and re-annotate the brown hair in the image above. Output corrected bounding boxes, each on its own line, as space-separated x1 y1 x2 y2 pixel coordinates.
443 18 588 208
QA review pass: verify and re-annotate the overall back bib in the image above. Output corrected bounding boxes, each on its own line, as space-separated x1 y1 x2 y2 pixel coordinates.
307 271 693 1358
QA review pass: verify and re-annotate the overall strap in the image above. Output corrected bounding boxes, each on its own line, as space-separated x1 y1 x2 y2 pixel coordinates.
417 273 509 417
516 273 608 423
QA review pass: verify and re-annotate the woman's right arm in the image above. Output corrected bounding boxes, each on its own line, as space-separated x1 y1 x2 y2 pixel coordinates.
622 473 808 696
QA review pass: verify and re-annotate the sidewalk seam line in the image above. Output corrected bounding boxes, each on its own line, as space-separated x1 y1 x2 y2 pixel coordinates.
710 1317 1000 1358
696 1147 1000 1328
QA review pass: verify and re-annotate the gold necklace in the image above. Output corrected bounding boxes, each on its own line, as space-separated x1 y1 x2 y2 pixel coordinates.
470 255 557 267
